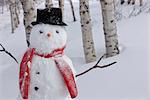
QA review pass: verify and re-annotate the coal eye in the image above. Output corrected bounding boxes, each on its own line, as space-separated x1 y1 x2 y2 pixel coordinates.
56 30 59 34
39 30 43 34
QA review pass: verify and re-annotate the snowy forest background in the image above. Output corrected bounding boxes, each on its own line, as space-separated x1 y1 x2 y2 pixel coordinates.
0 0 150 100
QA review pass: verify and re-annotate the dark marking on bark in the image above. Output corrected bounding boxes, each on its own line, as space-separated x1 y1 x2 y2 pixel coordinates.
31 7 34 11
82 11 86 14
27 40 30 47
110 20 114 23
105 2 108 5
93 55 96 57
86 21 89 24
87 47 91 49
121 0 125 5
107 34 117 38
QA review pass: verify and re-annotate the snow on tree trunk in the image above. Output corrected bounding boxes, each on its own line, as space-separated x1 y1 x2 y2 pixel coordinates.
100 0 119 58
79 0 96 63
20 0 36 47
59 0 64 20
69 0 76 21
9 0 19 33
45 0 53 8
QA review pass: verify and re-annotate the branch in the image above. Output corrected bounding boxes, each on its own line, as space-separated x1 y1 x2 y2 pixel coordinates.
0 44 18 63
76 54 117 77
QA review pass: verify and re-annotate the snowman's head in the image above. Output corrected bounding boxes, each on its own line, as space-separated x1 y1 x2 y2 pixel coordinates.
30 24 67 54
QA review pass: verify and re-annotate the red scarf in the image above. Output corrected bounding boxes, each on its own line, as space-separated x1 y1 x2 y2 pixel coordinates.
19 47 78 99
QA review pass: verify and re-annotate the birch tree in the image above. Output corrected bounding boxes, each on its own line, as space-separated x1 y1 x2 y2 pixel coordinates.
15 0 20 25
45 0 53 8
59 0 64 20
9 0 19 33
1 0 6 14
139 0 143 6
20 0 36 47
80 0 96 63
9 1 15 33
69 0 76 21
100 0 119 58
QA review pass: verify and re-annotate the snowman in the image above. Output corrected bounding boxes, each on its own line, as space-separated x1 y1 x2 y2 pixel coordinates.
19 8 78 100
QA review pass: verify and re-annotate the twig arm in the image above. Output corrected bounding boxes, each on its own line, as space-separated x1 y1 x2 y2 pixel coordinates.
76 66 95 77
0 44 18 63
97 61 117 68
76 55 117 78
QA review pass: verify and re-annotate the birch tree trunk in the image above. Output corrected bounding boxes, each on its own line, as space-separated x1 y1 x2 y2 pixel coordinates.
10 4 15 33
20 0 36 47
100 0 119 58
10 0 19 33
15 1 20 26
80 0 96 63
2 0 6 14
69 0 76 21
59 0 64 20
16 0 21 14
45 0 53 8
139 0 143 6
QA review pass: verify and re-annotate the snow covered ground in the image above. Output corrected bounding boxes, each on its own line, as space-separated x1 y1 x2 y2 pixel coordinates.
0 0 150 100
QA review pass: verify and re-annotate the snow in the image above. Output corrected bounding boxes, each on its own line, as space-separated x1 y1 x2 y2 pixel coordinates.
115 0 150 20
0 0 150 100
30 24 67 54
28 55 70 100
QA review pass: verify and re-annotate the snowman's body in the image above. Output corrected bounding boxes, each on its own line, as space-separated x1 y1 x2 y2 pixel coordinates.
29 55 74 100
19 23 76 100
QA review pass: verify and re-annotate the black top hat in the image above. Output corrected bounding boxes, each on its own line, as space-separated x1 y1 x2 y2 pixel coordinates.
31 8 67 26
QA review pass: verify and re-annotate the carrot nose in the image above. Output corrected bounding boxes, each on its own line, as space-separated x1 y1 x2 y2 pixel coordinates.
47 32 51 37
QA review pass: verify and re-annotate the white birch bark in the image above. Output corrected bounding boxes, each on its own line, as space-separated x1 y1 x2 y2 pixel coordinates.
128 0 135 4
9 0 19 33
59 0 64 20
16 0 21 14
100 0 119 57
15 2 20 26
45 0 53 8
80 0 96 63
1 0 5 14
140 0 143 6
20 0 36 46
69 0 76 21
10 4 15 33
121 0 143 6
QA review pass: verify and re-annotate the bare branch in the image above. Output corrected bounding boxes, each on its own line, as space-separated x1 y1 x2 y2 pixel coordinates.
94 54 105 66
0 44 18 63
0 44 5 50
76 55 117 77
96 61 117 68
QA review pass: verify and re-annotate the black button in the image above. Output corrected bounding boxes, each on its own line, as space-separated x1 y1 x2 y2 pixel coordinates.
36 71 40 74
34 87 39 91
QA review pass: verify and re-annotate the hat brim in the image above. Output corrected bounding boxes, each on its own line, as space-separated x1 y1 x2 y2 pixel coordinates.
31 21 67 26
